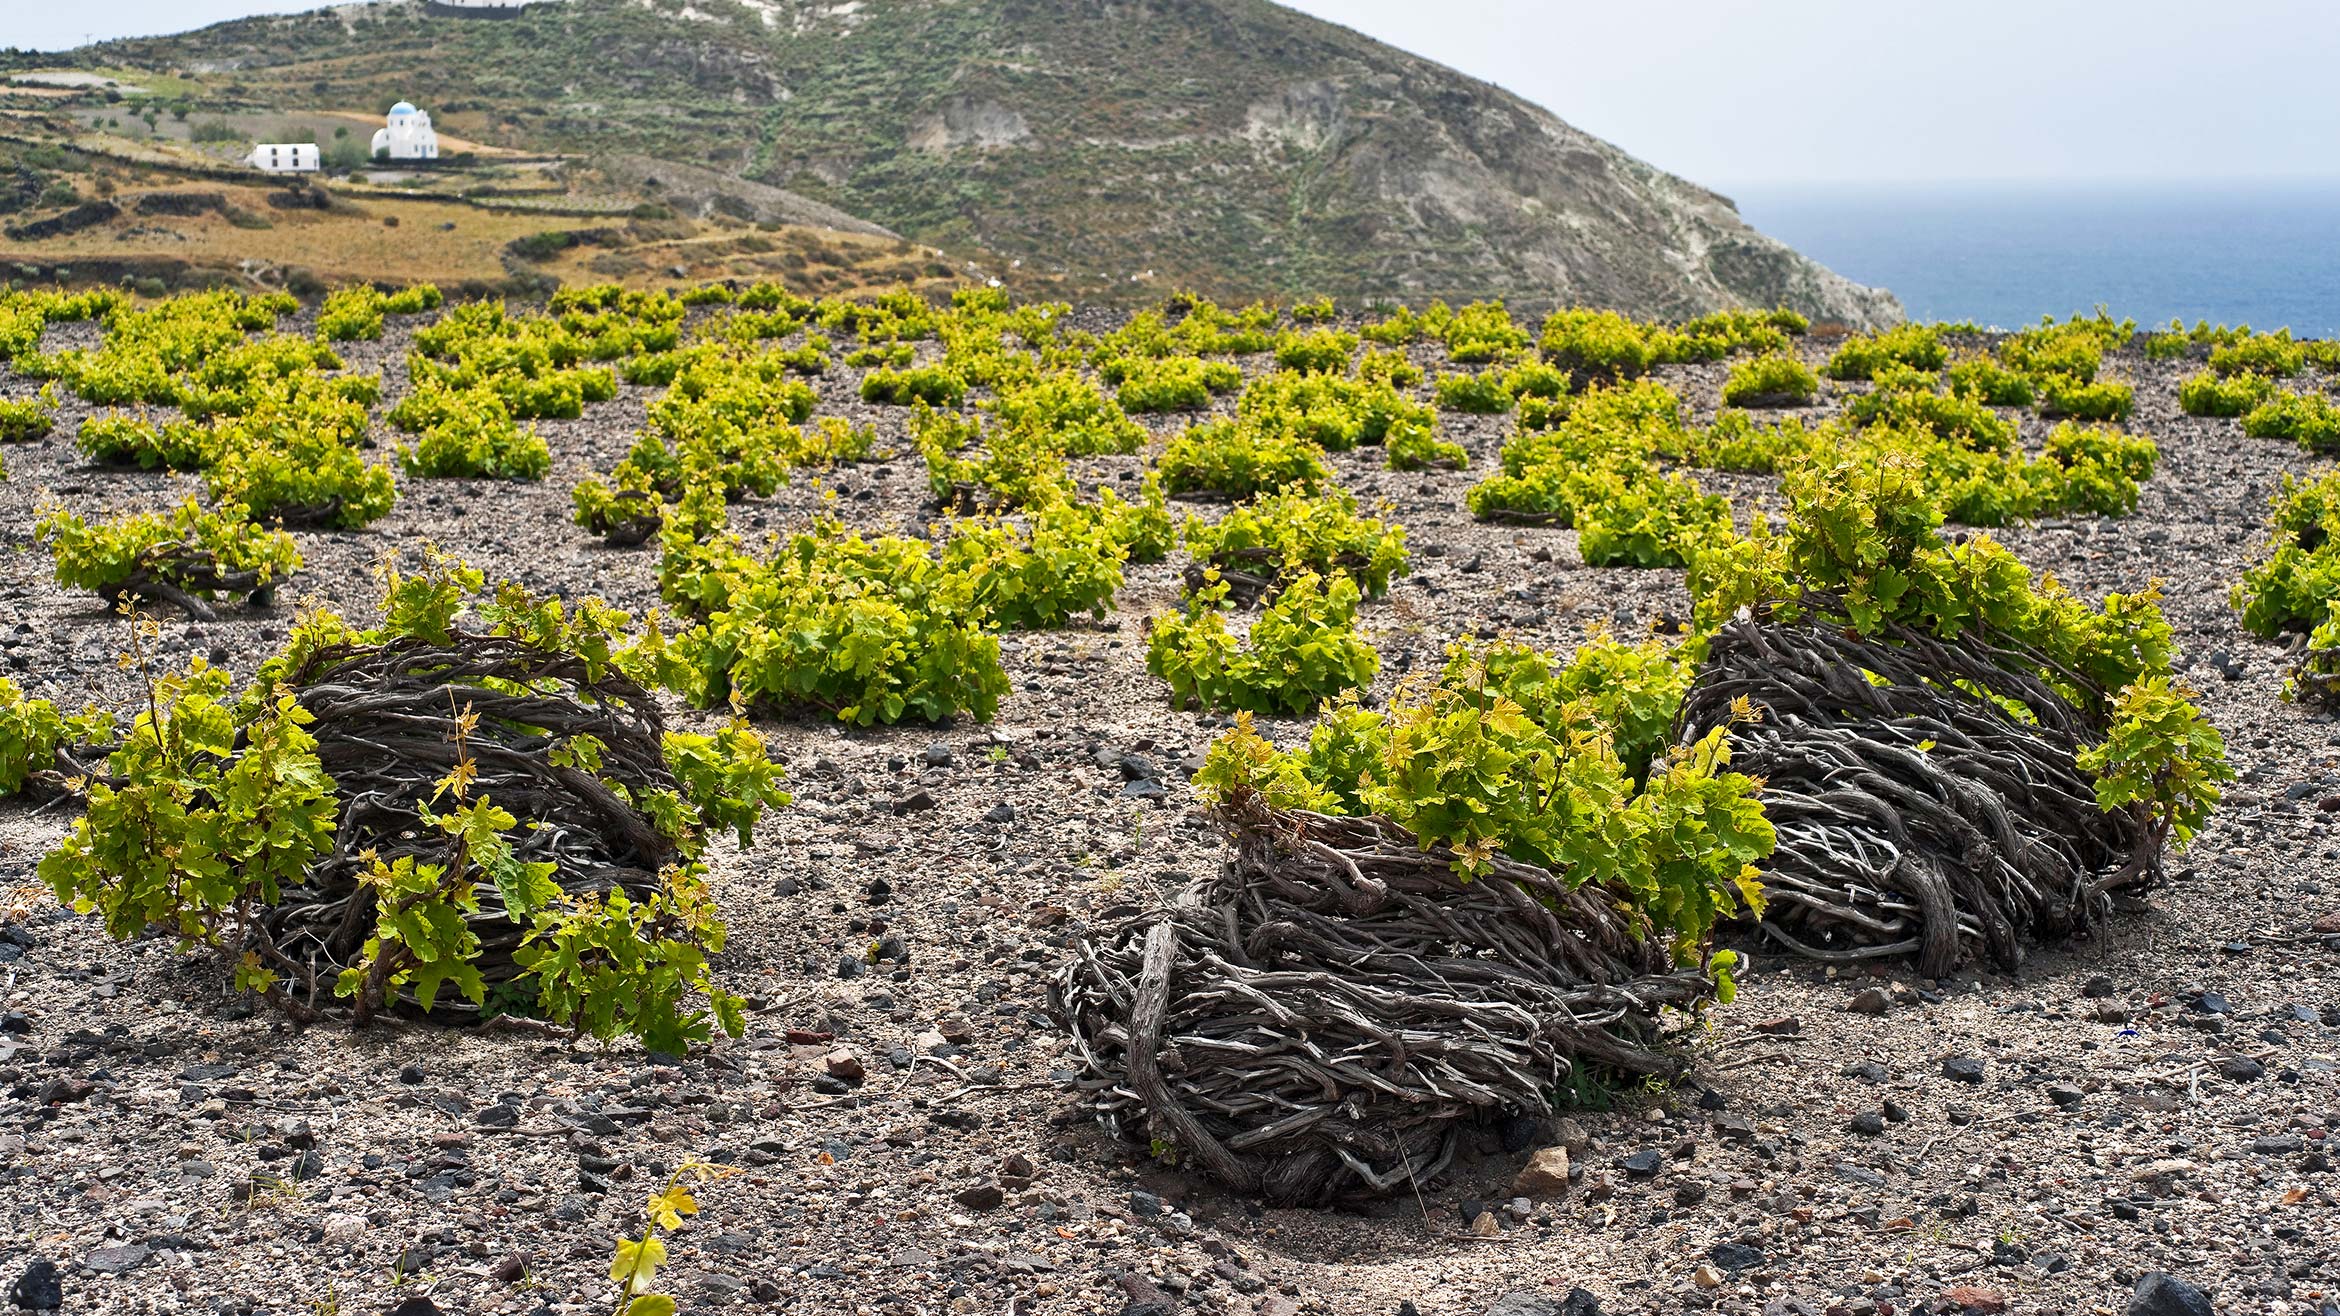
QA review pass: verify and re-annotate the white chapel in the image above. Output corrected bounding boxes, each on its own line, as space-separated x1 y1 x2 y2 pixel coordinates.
371 102 441 161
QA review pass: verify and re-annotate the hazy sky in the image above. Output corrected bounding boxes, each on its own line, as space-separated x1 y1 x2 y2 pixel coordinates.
10 0 2337 187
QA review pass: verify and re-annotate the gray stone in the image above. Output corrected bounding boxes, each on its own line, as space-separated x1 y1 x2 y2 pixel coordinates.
9 1260 61 1311
80 1245 148 1277
1710 1241 1765 1272
2128 1273 2214 1316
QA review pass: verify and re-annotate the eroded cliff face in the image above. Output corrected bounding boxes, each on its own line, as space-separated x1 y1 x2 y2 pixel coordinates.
1213 63 1899 325
88 0 1899 323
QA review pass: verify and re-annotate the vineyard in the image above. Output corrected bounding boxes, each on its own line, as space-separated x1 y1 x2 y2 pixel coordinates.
0 283 2334 1314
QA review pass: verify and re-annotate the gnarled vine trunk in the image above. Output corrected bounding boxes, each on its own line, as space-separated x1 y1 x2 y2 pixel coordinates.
262 633 682 1000
1053 790 1720 1205
1678 602 2158 978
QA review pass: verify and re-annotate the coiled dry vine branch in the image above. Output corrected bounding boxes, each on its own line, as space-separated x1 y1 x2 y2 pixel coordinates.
1678 600 2155 978
1054 788 1719 1205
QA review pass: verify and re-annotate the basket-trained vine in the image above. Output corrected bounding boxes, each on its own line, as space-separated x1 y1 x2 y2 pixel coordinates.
42 564 787 1049
2234 470 2340 701
1058 631 1769 1202
1239 372 1435 451
659 518 1013 725
2241 390 2340 452
39 499 300 620
394 386 552 480
1386 422 1468 471
1145 573 1378 715
1180 487 1410 603
317 283 444 342
206 422 399 529
0 390 55 442
939 504 1131 630
2178 368 2274 417
1159 418 1330 499
0 677 107 797
1468 380 1733 566
1721 353 1819 407
1678 452 2228 975
1824 323 1948 380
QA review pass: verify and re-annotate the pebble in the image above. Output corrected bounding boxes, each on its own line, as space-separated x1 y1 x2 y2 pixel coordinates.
80 1245 147 1277
1617 1149 1663 1179
1710 1242 1764 1272
2128 1272 2214 1316
1511 1146 1571 1198
953 1182 1005 1211
1845 987 1891 1015
9 1260 61 1312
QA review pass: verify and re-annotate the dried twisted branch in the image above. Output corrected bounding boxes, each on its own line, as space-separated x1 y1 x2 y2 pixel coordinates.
1054 789 1719 1205
1181 547 1373 607
1679 601 2155 978
262 633 682 996
2292 647 2340 707
107 539 277 622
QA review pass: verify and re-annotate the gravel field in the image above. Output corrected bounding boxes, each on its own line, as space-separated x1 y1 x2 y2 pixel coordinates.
0 310 2333 1316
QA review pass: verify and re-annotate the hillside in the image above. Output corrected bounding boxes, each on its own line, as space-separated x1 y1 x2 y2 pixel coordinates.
57 0 1901 324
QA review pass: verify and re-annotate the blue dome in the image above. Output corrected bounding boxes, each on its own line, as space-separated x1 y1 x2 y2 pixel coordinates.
390 101 416 114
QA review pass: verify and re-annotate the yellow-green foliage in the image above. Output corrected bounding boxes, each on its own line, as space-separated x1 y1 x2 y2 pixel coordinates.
1146 573 1379 716
2242 390 2340 452
1539 308 1658 381
1182 488 1410 597
1159 418 1329 499
40 499 300 604
1239 371 1434 451
1824 323 1947 380
1721 353 1818 407
661 520 1012 724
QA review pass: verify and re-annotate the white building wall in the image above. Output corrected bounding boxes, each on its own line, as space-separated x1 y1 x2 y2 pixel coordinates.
247 143 320 173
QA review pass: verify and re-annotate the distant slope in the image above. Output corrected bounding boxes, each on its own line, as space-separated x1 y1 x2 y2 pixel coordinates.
70 0 1901 325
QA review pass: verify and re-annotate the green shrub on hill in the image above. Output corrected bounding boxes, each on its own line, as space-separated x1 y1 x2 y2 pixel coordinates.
2178 369 2275 417
1720 353 1818 407
1159 419 1329 499
1146 573 1378 716
1824 323 1947 380
2242 391 2340 452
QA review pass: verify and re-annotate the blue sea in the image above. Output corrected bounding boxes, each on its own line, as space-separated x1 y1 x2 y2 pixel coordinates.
1728 181 2340 337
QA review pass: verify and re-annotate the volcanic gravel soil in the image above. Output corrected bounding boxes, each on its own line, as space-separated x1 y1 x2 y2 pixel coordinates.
0 309 2333 1316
